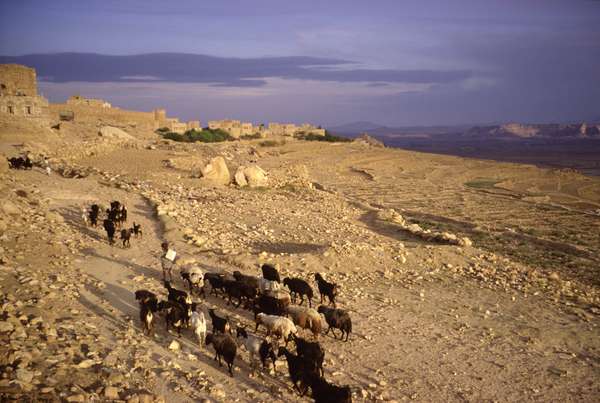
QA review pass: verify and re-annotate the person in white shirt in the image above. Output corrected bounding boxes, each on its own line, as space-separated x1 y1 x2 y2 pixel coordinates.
160 241 176 281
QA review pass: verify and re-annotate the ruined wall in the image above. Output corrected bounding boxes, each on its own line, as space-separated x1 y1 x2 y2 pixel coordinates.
0 64 49 124
49 103 155 131
0 64 37 96
67 95 111 108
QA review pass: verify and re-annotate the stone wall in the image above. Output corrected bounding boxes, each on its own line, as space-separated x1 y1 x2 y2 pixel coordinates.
49 103 155 131
67 95 111 108
0 64 49 123
0 64 37 96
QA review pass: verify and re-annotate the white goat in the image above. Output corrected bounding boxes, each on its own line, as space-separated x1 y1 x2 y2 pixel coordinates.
190 311 207 346
255 313 297 346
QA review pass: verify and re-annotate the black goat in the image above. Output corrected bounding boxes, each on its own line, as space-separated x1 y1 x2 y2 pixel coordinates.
278 347 313 396
224 280 257 308
259 339 277 373
261 263 281 283
120 228 132 248
119 205 127 225
140 300 158 336
253 294 287 320
205 332 237 377
204 272 228 296
283 277 313 307
135 290 157 305
314 273 338 307
132 222 142 237
317 306 352 342
88 204 100 227
292 334 325 377
8 156 33 170
102 218 116 245
307 374 352 403
208 308 230 334
233 271 260 289
164 281 191 306
162 303 185 336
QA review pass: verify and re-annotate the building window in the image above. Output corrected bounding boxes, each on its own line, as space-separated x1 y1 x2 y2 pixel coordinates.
8 106 14 114
27 106 32 114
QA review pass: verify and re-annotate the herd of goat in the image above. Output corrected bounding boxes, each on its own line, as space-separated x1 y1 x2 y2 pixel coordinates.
85 201 142 247
83 199 355 401
9 160 358 400
135 263 353 402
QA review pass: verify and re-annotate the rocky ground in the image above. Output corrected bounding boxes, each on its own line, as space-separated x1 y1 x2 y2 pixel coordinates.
0 120 599 402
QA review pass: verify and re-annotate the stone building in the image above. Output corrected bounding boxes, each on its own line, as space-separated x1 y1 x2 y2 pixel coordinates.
267 122 324 137
153 108 196 134
208 119 257 138
0 64 50 121
187 120 201 130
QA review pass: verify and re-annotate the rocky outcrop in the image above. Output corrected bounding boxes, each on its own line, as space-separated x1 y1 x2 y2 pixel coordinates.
500 123 539 138
234 165 268 188
199 156 231 186
354 133 385 147
377 209 473 247
98 126 136 142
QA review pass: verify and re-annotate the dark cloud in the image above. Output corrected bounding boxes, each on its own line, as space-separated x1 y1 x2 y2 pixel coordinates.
0 52 471 87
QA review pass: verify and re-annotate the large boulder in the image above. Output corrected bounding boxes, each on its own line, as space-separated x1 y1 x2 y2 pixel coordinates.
200 156 230 186
98 126 136 142
234 165 268 188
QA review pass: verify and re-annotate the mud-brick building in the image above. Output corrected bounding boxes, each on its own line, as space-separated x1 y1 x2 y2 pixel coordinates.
0 64 50 120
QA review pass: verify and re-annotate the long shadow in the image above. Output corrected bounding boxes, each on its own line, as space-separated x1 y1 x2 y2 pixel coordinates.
82 280 292 395
57 205 106 243
357 210 434 245
132 202 158 221
250 241 328 255
84 249 161 280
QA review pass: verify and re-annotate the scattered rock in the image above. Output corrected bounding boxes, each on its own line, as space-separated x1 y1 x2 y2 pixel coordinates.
200 156 231 186
2 200 21 216
0 321 14 333
98 126 136 142
168 340 181 351
104 386 120 400
234 164 268 188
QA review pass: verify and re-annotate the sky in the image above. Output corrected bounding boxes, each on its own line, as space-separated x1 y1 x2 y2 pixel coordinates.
1 0 599 127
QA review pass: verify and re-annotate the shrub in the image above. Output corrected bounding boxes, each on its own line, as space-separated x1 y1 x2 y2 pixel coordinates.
158 128 233 143
298 131 351 143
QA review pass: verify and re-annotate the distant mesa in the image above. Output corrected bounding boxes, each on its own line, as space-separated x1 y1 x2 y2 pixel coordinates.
465 122 600 139
330 120 600 140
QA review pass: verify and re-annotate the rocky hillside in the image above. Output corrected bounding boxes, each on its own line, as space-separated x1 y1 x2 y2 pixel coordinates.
1 117 599 402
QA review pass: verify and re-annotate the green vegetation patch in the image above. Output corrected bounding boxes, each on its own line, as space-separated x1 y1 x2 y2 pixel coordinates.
298 132 351 143
158 128 233 143
240 133 263 140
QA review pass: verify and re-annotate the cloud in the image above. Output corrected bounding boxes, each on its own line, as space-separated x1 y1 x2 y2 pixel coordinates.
0 52 471 88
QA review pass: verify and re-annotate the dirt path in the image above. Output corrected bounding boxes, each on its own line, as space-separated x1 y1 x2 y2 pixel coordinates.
40 176 311 402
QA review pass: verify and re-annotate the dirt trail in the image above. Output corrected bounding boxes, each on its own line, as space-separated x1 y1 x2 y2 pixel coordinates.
38 176 309 402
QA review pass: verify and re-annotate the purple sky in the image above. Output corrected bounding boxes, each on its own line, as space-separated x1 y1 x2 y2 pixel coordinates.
1 0 599 126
